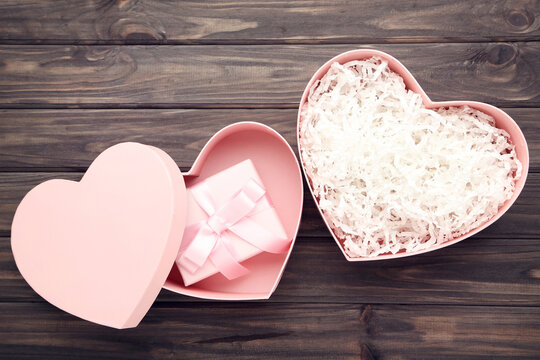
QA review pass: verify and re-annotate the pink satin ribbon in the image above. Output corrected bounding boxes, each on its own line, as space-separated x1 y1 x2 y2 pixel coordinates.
177 178 290 280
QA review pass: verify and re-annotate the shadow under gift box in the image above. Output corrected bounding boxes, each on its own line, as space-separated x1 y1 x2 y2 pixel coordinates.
11 122 303 329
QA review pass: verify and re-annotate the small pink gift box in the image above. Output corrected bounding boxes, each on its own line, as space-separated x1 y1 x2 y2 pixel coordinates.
176 159 290 286
10 122 304 328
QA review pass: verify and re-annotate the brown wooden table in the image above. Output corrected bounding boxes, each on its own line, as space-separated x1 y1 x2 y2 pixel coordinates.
1 1 539 359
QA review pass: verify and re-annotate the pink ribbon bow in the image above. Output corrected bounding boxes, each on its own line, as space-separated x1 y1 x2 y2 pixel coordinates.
177 178 290 280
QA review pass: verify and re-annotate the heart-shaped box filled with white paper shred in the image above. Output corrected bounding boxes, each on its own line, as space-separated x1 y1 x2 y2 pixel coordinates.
297 49 529 261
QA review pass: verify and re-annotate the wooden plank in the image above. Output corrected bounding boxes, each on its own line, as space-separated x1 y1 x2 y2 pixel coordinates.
0 108 538 171
3 235 540 305
0 109 297 170
1 43 539 108
0 302 538 359
1 171 539 238
0 1 539 44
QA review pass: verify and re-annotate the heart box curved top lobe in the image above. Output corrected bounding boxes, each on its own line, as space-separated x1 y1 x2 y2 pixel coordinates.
11 143 187 329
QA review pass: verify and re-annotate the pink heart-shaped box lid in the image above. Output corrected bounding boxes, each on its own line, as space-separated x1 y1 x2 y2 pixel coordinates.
11 143 187 328
164 122 304 300
297 49 529 261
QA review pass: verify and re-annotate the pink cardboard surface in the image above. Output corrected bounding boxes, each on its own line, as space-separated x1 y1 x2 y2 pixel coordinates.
11 143 187 329
164 122 303 300
297 49 530 262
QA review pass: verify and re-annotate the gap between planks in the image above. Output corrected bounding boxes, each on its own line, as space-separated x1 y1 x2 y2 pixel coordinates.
1 39 540 46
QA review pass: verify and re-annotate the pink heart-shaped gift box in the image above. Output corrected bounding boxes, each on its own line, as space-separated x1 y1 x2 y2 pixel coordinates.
297 49 529 261
11 122 303 329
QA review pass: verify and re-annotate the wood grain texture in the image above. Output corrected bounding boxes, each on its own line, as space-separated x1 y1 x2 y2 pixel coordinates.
3 235 540 305
0 109 298 170
0 108 538 170
1 1 540 358
0 43 539 108
0 0 539 44
1 172 538 238
0 302 539 360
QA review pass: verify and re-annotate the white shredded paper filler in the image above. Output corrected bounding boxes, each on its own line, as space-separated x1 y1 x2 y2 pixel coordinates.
299 57 522 258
